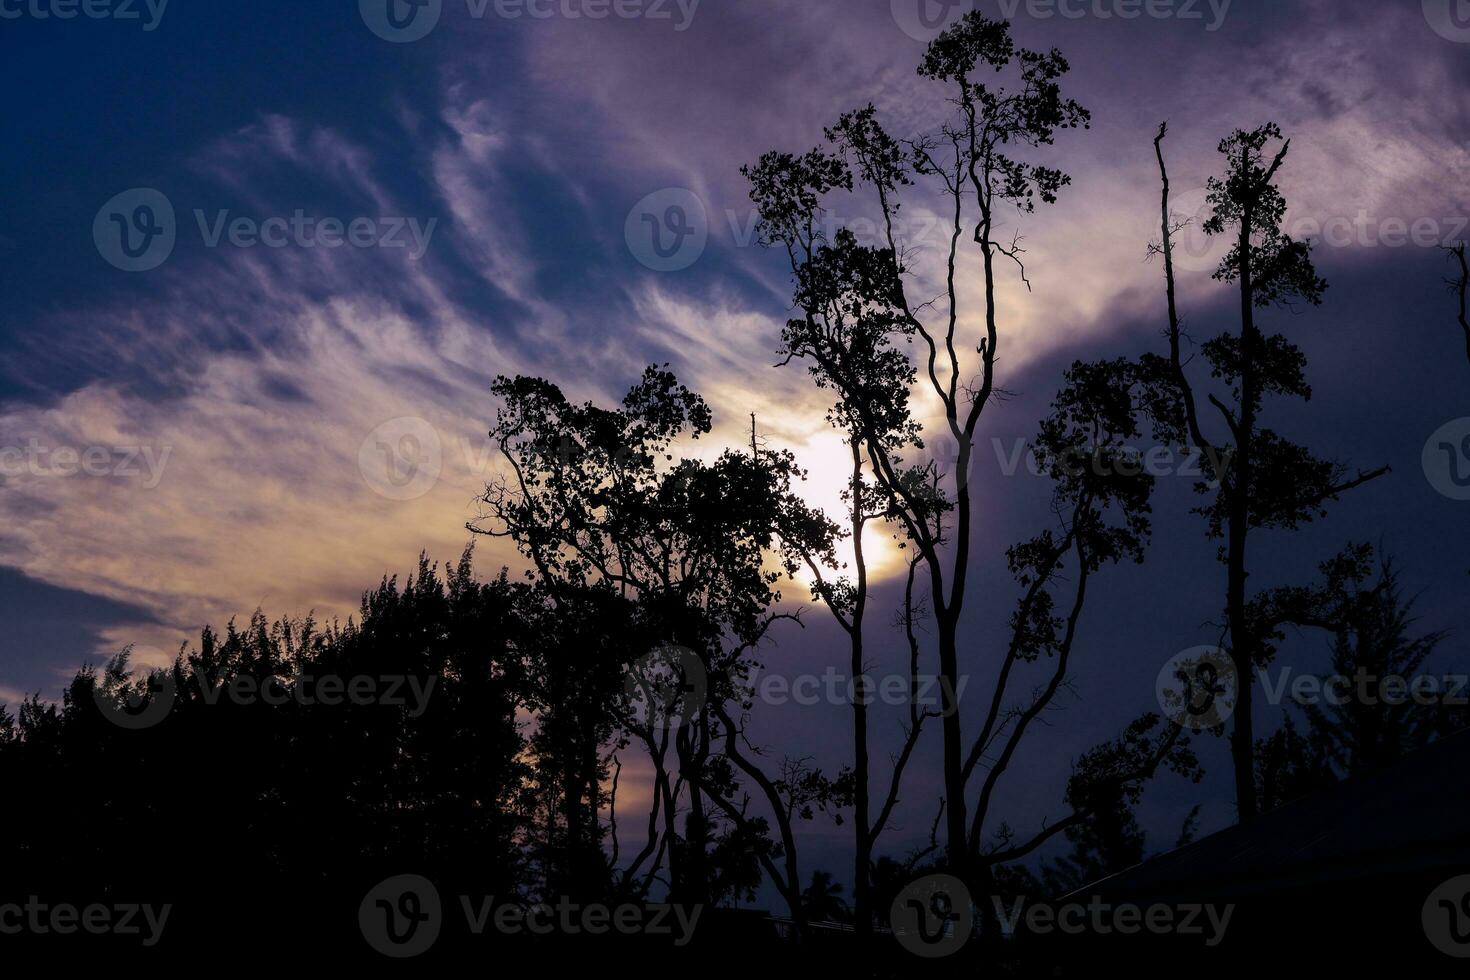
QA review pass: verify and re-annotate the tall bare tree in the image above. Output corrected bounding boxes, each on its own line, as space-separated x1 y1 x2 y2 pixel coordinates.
1151 122 1388 822
745 12 1091 874
745 18 1202 910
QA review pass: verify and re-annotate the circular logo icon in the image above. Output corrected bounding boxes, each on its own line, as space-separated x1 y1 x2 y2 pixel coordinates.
360 874 442 958
1423 418 1470 501
94 188 176 272
625 188 708 272
360 0 442 42
1164 186 1227 274
1423 875 1470 957
1424 0 1470 42
624 645 708 731
92 664 175 730
1156 645 1238 731
890 874 973 958
890 0 974 42
358 417 443 501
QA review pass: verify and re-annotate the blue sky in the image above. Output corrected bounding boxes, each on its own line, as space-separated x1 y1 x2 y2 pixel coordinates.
2 0 1469 887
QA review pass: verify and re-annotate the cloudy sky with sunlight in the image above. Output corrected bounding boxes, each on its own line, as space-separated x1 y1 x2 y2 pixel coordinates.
3 0 1468 874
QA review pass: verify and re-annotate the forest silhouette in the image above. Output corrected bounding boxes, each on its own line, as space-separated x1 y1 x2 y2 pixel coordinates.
4 11 1470 973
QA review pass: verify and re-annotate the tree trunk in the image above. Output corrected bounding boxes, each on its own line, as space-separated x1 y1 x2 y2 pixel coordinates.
1228 181 1260 824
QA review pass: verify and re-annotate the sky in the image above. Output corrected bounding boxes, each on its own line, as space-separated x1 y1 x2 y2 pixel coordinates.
2 0 1469 893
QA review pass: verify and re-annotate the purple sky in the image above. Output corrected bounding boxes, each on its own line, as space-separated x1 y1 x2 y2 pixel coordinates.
2 0 1468 894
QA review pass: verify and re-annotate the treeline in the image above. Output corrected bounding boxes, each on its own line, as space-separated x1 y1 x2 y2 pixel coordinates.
5 9 1469 970
0 553 722 961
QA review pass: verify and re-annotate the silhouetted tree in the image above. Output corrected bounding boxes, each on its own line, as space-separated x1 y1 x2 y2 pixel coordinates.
746 21 1196 921
0 551 538 955
1253 715 1334 813
799 870 851 925
1150 122 1388 822
745 13 1091 872
470 366 844 929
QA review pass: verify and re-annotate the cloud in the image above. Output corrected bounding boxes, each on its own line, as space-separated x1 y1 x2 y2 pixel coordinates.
4 0 1466 687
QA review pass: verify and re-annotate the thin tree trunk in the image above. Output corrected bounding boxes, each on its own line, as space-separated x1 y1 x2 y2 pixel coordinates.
1228 159 1260 823
848 440 873 938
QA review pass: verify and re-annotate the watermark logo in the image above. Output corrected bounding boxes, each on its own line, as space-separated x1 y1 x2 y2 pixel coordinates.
1168 190 1468 276
625 188 707 272
1258 666 1468 709
1156 645 1237 731
624 645 707 731
94 188 175 272
1424 0 1470 42
994 0 1230 29
193 210 437 257
890 874 973 958
747 664 966 715
1423 418 1470 501
994 896 1233 945
93 665 439 730
890 0 974 41
0 0 169 30
991 435 1231 487
360 0 699 41
360 874 443 958
95 191 438 271
0 899 171 946
359 417 443 501
360 0 442 42
92 662 175 731
1424 875 1470 957
0 439 172 488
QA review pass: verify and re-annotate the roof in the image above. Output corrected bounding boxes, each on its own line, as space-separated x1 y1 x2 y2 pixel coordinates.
1073 729 1470 903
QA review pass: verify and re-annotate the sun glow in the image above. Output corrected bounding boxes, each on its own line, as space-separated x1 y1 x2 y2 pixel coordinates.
786 429 909 593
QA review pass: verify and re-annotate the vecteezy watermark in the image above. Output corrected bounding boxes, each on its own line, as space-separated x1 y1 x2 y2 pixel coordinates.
1168 188 1469 275
93 188 176 272
1157 653 1470 724
0 898 171 947
625 188 708 272
0 0 168 30
1424 0 1470 43
890 0 974 42
1156 646 1238 731
360 875 442 958
1257 666 1469 709
891 874 973 958
724 205 953 254
195 672 439 716
994 895 1235 946
1424 875 1470 958
747 665 967 716
358 875 703 958
994 0 1229 29
193 210 437 258
358 0 700 43
888 0 1229 41
636 194 952 272
991 437 1232 487
624 645 707 731
359 417 444 501
0 439 172 489
93 666 440 730
1423 418 1470 501
93 189 438 272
